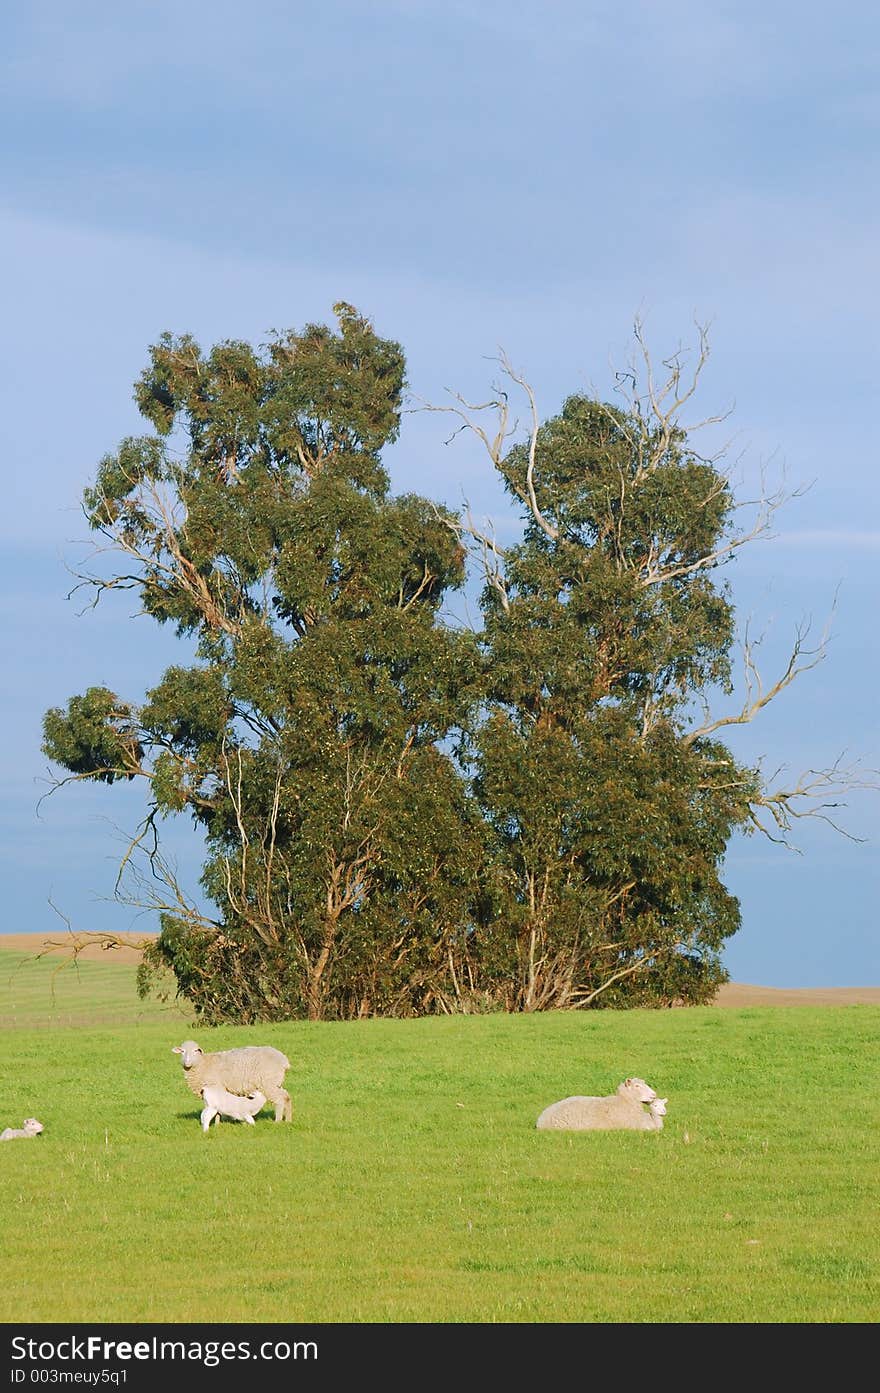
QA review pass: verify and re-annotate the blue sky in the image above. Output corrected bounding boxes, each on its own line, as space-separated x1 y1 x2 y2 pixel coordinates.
2 1 877 985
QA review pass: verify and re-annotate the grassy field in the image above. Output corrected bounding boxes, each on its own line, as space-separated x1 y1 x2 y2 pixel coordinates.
0 946 193 1029
1 949 877 1324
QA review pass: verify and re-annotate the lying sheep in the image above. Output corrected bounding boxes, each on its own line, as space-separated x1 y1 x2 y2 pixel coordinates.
172 1040 292 1122
536 1076 658 1131
1 1118 44 1141
200 1085 267 1133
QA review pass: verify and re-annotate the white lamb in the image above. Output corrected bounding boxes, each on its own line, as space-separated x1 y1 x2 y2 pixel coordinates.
172 1040 292 1122
536 1076 658 1131
1 1118 44 1141
199 1084 267 1132
639 1097 668 1131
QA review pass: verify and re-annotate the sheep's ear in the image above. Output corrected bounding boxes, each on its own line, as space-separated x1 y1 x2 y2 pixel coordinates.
171 1045 182 1054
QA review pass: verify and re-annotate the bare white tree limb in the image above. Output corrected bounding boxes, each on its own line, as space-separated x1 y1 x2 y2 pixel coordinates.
414 348 558 543
685 613 833 748
616 317 735 479
747 755 878 849
432 501 510 612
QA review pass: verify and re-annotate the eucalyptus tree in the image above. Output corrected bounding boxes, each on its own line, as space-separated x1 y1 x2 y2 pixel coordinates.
435 329 848 1008
43 305 486 1021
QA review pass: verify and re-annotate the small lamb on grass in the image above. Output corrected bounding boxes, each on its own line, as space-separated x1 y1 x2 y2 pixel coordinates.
200 1085 267 1133
536 1077 665 1131
1 1118 44 1141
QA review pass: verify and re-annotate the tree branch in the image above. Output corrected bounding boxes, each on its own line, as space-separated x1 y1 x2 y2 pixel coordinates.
432 502 510 612
747 755 878 849
685 614 832 748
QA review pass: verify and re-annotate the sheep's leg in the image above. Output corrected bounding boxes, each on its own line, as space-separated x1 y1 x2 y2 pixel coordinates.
244 1115 255 1126
200 1105 214 1132
265 1085 292 1122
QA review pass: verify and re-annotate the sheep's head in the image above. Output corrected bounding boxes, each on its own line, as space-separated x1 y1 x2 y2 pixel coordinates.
172 1041 203 1069
651 1098 668 1116
23 1118 43 1135
618 1077 657 1104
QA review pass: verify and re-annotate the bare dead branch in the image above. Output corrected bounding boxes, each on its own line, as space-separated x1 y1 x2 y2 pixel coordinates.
747 755 878 849
495 350 558 542
35 761 152 822
416 350 558 543
627 317 731 474
112 840 220 934
6 899 158 1012
432 502 510 612
685 613 833 748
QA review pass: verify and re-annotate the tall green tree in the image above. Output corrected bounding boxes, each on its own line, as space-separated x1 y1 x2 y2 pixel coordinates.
437 335 842 1008
43 305 486 1021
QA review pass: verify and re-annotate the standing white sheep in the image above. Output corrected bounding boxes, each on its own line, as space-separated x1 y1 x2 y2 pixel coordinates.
536 1076 658 1131
1 1118 44 1141
199 1085 267 1132
172 1040 292 1122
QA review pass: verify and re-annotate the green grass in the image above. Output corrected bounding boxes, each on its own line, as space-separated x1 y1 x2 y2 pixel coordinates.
0 947 193 1029
2 981 878 1323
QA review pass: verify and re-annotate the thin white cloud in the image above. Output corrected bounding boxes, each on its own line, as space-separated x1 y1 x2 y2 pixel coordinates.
773 529 880 548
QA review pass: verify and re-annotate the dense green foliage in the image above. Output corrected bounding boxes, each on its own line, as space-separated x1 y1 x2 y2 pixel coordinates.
44 306 779 1020
3 1002 879 1322
472 394 751 1009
